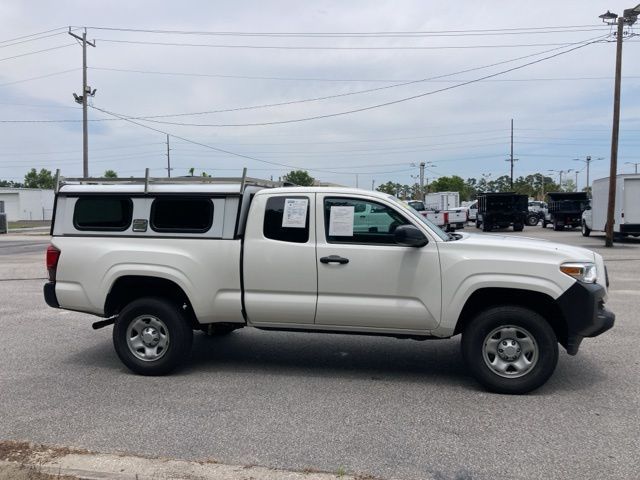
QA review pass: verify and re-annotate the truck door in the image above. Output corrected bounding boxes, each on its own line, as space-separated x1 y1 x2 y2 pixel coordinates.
623 178 640 224
314 194 441 331
243 193 317 325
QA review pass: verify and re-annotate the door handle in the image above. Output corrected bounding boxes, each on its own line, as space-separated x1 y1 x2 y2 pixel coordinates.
320 255 349 265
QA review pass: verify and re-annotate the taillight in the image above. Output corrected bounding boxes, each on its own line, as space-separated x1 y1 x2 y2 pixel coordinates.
46 245 60 282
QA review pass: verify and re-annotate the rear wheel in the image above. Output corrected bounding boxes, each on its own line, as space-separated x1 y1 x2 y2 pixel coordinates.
581 221 591 237
461 306 558 394
113 297 193 375
553 220 563 231
482 222 491 232
526 213 539 226
513 223 524 232
475 220 481 229
542 220 548 228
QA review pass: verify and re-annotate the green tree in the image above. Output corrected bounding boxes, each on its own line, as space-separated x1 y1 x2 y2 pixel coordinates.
0 179 24 188
104 170 118 178
23 168 55 189
376 181 403 196
188 167 195 176
284 170 315 186
487 175 512 193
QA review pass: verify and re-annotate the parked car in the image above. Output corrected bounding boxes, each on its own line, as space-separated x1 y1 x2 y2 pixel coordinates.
466 201 478 221
476 193 528 232
582 174 640 238
544 192 589 231
44 174 614 394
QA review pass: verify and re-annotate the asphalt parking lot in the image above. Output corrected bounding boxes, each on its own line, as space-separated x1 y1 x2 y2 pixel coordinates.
0 227 638 480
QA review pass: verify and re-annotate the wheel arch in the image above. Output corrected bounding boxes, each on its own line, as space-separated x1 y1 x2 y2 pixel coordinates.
453 287 569 350
105 276 199 328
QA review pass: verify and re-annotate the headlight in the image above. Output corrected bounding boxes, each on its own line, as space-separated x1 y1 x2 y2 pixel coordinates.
560 262 597 283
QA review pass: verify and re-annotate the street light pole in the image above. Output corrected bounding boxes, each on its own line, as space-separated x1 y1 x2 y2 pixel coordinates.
600 4 639 247
605 17 625 247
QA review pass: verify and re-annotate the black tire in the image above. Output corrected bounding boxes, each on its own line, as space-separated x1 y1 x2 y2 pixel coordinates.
513 223 524 232
581 221 591 237
482 222 491 232
475 220 481 229
526 214 539 227
542 220 547 228
113 297 193 376
553 220 563 231
461 306 558 394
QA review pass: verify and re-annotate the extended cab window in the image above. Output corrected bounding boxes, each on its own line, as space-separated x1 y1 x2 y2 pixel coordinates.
324 197 409 244
263 196 310 243
151 197 213 233
73 196 133 231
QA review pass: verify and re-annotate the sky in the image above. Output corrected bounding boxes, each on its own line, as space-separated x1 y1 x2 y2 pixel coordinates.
1 0 639 190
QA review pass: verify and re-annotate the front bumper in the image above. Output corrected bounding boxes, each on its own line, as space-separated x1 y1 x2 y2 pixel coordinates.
556 282 615 355
43 282 60 308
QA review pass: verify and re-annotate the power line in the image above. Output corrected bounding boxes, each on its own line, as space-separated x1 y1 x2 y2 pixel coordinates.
0 27 67 44
0 43 76 62
96 37 589 50
90 66 640 83
0 68 79 87
132 38 605 128
2 35 603 125
87 105 379 175
0 37 602 126
81 24 610 37
0 31 75 49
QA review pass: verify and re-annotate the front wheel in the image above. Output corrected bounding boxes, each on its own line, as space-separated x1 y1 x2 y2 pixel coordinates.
581 221 591 237
513 223 524 232
526 213 539 226
113 297 193 376
461 306 558 394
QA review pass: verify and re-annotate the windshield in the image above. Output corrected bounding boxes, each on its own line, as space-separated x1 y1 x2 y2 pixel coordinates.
387 195 449 241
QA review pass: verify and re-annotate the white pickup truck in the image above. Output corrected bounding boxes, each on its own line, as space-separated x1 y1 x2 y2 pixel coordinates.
405 200 466 232
44 175 614 394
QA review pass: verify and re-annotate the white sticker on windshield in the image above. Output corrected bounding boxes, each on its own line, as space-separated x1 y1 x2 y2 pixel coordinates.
329 206 354 236
282 198 308 228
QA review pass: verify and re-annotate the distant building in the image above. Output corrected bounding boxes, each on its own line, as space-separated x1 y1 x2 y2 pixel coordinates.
0 188 54 221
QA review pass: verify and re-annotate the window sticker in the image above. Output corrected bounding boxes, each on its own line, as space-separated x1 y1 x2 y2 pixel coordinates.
329 206 354 236
282 198 308 228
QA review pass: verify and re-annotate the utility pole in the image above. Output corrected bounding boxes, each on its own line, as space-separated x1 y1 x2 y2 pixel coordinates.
505 119 518 189
600 4 639 247
166 134 172 177
574 156 603 195
371 179 375 191
419 161 425 197
574 170 579 191
625 161 639 173
355 173 359 188
69 28 96 178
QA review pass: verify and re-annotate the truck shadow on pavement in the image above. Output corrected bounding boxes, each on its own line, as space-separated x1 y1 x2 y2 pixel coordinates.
184 330 604 394
64 329 606 395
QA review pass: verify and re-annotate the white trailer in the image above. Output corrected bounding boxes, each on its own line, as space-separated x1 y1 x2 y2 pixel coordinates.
582 174 640 237
424 191 460 210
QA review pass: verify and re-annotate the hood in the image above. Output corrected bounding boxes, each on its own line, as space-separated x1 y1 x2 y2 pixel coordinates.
450 232 595 263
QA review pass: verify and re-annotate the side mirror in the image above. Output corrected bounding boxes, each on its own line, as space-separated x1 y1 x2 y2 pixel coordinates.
394 225 428 247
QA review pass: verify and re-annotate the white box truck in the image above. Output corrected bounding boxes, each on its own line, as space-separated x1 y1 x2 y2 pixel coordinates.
424 192 466 231
425 191 460 210
582 174 640 238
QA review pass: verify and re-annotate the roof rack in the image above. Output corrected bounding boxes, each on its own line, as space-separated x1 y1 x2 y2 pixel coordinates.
54 168 294 194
